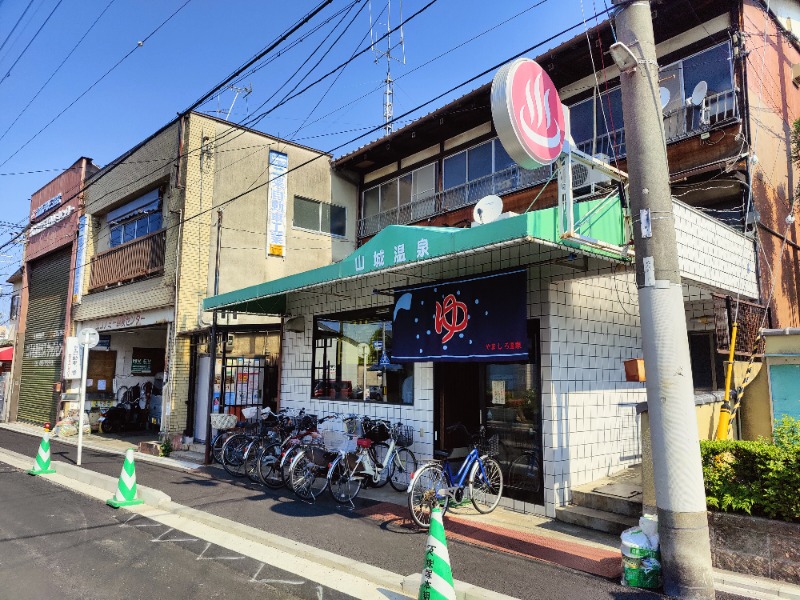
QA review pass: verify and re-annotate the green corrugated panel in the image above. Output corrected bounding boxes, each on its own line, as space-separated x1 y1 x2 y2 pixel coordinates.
18 249 71 425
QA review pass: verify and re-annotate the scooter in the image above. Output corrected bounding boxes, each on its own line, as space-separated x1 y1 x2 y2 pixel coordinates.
98 384 150 433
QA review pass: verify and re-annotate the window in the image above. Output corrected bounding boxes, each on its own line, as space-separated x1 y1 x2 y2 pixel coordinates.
293 197 346 237
362 163 436 219
107 189 163 248
312 313 413 404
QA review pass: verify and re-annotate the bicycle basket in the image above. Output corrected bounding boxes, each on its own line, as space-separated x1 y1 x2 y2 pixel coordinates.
298 414 318 431
393 424 414 447
241 406 259 420
210 413 237 430
479 434 499 457
364 419 390 443
344 417 362 437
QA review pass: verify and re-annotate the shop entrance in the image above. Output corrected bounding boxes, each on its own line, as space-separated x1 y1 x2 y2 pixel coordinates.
433 320 543 505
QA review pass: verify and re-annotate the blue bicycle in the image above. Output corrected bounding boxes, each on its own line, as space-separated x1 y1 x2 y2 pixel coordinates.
407 423 504 528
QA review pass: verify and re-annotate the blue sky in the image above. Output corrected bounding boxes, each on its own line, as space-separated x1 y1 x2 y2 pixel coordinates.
0 0 605 303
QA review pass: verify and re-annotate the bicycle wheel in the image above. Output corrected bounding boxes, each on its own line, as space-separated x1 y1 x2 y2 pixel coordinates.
289 448 329 501
508 451 542 494
222 434 250 477
369 442 391 488
257 442 284 489
328 455 362 503
211 430 232 464
243 439 264 483
469 457 503 514
389 447 417 492
407 463 450 529
280 444 303 487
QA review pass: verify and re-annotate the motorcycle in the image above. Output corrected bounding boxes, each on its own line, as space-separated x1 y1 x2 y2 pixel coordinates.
98 383 151 434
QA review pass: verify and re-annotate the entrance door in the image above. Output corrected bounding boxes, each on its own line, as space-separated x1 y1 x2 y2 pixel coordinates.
434 362 481 452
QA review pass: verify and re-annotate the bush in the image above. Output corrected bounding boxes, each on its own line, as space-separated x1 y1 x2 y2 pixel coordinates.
701 431 800 522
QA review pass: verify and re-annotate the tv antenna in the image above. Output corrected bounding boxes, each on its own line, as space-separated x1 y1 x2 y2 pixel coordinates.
213 84 253 121
369 0 406 135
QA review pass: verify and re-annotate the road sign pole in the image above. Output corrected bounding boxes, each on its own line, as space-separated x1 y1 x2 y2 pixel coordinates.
76 328 99 466
77 340 90 466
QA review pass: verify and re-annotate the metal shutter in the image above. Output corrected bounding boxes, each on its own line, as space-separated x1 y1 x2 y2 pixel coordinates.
18 249 71 425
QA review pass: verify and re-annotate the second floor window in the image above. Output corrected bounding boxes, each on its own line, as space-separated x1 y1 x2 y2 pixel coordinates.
362 162 436 220
294 196 346 237
107 189 163 248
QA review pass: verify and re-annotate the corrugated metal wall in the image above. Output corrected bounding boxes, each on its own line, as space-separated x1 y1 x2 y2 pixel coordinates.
18 249 71 424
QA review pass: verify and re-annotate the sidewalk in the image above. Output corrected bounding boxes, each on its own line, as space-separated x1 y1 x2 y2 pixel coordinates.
3 421 798 599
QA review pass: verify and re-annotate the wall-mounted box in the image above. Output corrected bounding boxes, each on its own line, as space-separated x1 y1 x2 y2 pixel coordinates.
624 358 646 382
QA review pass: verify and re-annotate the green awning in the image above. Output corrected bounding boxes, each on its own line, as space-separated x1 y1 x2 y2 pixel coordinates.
203 195 626 315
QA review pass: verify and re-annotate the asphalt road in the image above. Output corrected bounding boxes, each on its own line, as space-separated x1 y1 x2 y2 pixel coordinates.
0 429 747 600
0 462 316 600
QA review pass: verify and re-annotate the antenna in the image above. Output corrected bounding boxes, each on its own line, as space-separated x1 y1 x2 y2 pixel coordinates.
369 0 406 135
210 84 253 120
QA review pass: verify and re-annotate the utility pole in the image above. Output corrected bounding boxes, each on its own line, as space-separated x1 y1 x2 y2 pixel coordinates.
204 209 223 464
611 2 715 598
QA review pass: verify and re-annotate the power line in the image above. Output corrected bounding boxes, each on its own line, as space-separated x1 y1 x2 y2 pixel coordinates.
0 0 118 146
0 0 35 61
0 0 196 168
0 0 64 88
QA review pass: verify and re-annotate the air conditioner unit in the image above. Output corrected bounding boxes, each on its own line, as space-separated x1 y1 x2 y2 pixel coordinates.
224 333 234 352
572 154 613 199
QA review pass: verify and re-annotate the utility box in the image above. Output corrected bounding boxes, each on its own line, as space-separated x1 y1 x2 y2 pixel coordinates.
624 358 646 382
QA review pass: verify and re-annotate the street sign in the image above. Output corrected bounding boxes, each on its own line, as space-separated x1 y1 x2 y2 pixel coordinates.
78 328 99 348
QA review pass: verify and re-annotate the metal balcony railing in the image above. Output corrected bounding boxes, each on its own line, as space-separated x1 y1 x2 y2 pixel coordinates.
358 164 553 237
88 229 166 292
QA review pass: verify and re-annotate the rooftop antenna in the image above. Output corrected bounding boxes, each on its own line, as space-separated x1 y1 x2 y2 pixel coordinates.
370 0 405 136
211 84 253 120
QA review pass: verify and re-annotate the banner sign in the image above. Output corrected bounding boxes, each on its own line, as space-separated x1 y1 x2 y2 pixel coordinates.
32 193 62 220
267 150 288 257
392 269 528 362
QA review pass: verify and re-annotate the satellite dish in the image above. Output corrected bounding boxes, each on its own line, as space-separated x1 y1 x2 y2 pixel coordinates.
473 195 504 224
690 81 707 106
659 87 670 109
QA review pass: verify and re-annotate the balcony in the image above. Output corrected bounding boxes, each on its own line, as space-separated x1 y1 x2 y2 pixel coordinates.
358 164 554 238
88 229 166 292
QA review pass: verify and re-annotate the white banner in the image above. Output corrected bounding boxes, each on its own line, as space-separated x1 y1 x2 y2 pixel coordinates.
64 337 82 380
267 150 288 257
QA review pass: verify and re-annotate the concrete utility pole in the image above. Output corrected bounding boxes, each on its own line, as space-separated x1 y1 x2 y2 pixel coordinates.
611 2 715 598
204 209 223 464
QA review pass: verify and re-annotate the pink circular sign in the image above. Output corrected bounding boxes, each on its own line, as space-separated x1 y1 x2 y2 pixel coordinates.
491 58 566 170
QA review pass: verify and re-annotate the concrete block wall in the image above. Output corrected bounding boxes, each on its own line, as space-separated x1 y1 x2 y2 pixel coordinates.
541 269 647 516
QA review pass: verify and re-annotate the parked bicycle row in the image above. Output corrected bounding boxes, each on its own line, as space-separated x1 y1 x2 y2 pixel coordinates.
208 407 508 530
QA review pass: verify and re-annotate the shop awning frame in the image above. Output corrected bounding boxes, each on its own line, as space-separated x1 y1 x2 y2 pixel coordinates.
203 195 627 316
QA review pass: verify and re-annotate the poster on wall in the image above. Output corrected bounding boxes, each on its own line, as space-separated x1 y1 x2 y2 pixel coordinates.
266 150 288 257
392 269 528 362
131 347 165 375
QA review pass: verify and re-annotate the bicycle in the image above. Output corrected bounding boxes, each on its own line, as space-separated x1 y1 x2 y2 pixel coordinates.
507 446 542 494
407 423 503 528
220 408 288 478
327 419 418 504
257 410 327 489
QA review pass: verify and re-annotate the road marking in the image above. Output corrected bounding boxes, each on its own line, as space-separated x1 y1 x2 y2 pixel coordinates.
121 514 162 528
197 541 244 561
250 563 305 586
151 527 198 543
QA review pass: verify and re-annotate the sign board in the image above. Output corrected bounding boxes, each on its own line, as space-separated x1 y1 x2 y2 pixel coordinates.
78 328 99 348
267 150 288 257
64 337 82 379
491 58 566 170
78 306 173 333
392 269 528 362
29 205 75 237
32 193 63 220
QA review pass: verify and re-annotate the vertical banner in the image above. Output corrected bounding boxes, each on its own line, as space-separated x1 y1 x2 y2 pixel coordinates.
267 150 288 257
392 269 528 362
73 215 87 302
64 337 82 380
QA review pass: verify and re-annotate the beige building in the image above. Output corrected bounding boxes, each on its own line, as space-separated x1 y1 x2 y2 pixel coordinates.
70 112 355 437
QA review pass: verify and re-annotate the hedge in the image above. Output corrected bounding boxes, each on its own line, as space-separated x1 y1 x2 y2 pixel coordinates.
700 438 800 522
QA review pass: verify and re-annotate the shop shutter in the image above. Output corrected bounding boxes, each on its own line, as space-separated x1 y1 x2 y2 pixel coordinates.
18 249 71 424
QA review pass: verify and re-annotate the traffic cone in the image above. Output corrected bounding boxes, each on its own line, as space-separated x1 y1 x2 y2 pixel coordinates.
28 432 56 475
106 448 144 508
418 506 456 600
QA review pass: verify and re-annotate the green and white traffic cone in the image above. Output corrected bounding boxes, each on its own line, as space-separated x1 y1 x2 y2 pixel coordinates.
28 432 56 475
418 506 456 600
106 448 144 508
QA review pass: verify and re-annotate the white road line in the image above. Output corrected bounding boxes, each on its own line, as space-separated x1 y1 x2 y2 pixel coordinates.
151 527 198 543
197 541 244 561
250 563 305 586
